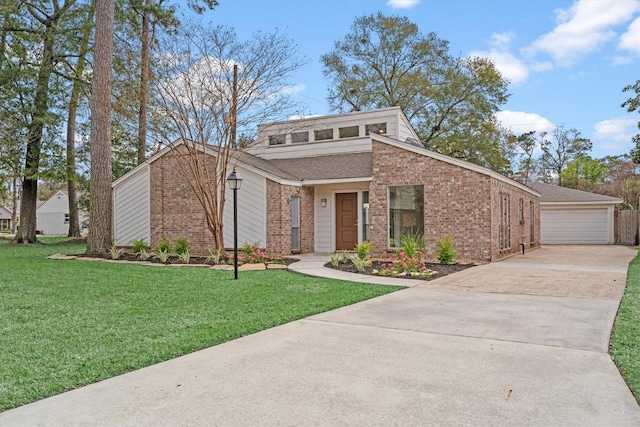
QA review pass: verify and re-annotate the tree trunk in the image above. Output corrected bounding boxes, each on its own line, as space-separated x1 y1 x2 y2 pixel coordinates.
14 23 57 244
11 176 19 233
66 2 95 238
137 0 151 164
86 0 114 254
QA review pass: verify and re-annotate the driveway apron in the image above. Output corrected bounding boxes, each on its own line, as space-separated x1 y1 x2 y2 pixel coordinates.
1 246 639 426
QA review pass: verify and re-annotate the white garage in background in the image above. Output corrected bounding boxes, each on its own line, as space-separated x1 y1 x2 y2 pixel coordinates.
529 182 622 245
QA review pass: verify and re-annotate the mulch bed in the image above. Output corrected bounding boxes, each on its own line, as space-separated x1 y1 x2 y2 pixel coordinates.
78 252 295 266
324 260 475 280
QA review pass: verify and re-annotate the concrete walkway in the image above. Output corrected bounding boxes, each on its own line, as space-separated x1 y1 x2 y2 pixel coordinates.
2 246 640 426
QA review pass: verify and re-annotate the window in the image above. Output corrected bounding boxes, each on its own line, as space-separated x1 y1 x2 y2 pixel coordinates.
388 185 424 248
269 134 285 145
64 213 70 224
0 218 9 230
362 191 369 242
365 122 387 135
518 198 524 223
529 201 535 244
314 128 333 141
499 192 510 250
291 131 309 143
339 126 359 138
291 196 300 251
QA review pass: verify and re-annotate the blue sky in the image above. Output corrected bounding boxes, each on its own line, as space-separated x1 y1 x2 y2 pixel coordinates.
190 0 640 159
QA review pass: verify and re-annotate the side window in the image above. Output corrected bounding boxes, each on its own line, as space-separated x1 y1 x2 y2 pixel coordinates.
291 196 300 251
388 185 424 248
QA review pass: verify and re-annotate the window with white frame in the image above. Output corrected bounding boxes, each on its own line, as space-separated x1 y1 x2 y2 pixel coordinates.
0 218 9 230
291 196 300 251
269 134 285 145
362 191 369 242
291 131 309 143
365 122 387 135
314 128 333 141
388 185 424 248
339 125 359 138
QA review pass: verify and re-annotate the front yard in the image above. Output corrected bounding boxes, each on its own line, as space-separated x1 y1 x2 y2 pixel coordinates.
0 238 401 412
611 248 640 403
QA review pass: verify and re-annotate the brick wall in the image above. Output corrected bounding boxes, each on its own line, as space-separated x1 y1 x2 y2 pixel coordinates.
369 141 539 262
149 148 219 256
265 180 314 257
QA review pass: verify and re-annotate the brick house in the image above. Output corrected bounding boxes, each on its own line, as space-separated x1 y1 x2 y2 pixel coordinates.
113 107 540 262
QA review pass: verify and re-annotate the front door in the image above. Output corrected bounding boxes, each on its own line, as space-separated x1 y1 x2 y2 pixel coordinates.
336 192 358 251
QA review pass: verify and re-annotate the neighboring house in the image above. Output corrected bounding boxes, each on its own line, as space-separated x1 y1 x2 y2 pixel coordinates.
528 182 622 245
36 190 88 235
113 107 540 262
0 206 15 232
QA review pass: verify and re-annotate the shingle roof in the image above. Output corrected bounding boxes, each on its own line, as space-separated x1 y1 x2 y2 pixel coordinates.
232 151 299 181
269 152 373 181
528 182 622 203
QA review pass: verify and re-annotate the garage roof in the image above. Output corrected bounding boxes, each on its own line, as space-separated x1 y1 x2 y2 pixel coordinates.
528 182 622 204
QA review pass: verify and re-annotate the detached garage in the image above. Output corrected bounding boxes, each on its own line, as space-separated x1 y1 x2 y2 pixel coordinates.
529 182 622 245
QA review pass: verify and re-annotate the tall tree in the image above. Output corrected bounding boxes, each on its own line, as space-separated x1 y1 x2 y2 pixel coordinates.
8 0 78 243
540 125 592 186
321 12 511 172
86 0 113 254
153 23 304 249
622 80 640 163
560 155 607 191
510 131 537 184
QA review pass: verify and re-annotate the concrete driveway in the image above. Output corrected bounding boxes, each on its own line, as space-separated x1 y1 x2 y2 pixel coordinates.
1 246 639 426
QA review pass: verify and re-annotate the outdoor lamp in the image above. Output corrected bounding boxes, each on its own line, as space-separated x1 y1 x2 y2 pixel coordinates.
227 169 242 279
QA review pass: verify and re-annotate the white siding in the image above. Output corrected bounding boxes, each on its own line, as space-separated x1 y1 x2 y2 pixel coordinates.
37 191 88 235
113 164 150 246
223 166 267 248
249 138 372 160
540 206 613 244
314 182 370 252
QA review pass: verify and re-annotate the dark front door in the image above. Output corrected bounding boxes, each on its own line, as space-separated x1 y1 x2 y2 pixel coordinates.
336 192 358 251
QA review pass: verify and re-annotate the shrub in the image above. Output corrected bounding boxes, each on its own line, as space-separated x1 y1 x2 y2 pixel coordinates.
350 254 367 273
155 248 169 263
130 239 149 254
354 241 372 261
205 248 222 265
330 253 341 268
175 237 189 256
437 235 457 265
109 245 123 260
241 241 266 264
177 249 190 263
340 250 350 263
137 248 151 261
155 237 171 254
397 230 424 259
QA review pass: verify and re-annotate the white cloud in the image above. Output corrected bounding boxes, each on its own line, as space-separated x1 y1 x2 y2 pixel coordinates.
593 116 637 142
619 16 640 55
526 0 640 66
469 32 529 85
495 110 555 135
386 0 420 9
280 83 306 95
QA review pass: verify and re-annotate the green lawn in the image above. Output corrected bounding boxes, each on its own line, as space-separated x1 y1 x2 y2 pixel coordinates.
0 238 402 412
610 247 640 403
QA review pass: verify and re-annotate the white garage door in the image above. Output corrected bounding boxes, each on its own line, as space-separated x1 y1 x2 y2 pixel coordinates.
540 208 609 244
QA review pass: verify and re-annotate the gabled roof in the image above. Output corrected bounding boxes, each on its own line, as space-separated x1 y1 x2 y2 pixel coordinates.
528 182 622 204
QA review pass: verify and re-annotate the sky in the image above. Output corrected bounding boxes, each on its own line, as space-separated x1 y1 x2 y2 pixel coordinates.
183 0 640 159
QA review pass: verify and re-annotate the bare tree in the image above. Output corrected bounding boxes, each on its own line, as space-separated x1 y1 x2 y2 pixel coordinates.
540 125 592 186
86 0 114 254
152 23 305 249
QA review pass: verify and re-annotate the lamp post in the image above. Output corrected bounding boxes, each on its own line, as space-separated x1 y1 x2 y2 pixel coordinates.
226 169 242 279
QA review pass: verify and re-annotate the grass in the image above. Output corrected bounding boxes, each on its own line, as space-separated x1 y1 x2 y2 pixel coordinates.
610 247 640 403
0 238 402 412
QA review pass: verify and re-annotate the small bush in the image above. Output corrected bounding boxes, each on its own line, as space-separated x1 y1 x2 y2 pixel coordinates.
175 237 189 256
397 230 424 259
437 235 457 265
241 241 266 264
205 248 222 264
109 245 123 260
340 250 350 263
156 248 169 263
177 249 190 263
354 241 372 261
330 253 341 268
350 254 367 273
137 248 151 261
130 239 149 254
155 237 171 254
